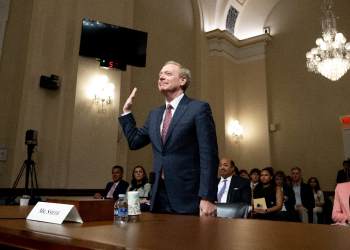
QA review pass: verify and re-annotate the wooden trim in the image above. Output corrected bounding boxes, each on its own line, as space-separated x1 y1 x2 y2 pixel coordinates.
0 188 105 198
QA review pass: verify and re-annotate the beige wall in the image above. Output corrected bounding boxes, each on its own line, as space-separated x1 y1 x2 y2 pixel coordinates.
0 0 134 189
265 0 350 191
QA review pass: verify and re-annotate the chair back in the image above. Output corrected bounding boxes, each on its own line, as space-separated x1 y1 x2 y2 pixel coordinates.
216 203 251 219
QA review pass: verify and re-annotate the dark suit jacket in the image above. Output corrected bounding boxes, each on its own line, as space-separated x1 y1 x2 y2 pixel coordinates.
104 179 129 200
282 184 296 221
337 169 350 183
119 94 219 214
298 182 315 223
217 176 251 204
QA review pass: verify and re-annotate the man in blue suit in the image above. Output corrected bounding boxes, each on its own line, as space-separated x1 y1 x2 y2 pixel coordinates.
119 61 218 216
217 157 251 204
94 165 129 200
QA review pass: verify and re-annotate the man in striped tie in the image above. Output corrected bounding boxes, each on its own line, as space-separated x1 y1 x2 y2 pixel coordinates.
217 157 251 204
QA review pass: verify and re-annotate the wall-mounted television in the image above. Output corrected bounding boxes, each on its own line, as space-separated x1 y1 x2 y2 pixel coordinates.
79 19 148 67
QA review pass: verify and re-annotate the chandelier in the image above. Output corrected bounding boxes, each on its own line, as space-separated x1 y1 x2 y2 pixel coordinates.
306 0 350 81
91 75 115 115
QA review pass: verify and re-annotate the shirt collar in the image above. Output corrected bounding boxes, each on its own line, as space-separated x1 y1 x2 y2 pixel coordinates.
220 175 233 182
166 93 184 111
293 181 301 187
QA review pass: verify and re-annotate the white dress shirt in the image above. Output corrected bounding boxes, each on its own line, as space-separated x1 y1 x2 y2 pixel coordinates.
218 175 232 203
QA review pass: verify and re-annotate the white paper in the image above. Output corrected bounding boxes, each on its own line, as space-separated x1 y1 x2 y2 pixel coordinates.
27 202 83 224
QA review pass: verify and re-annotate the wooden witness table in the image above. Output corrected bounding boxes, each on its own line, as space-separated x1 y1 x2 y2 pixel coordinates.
0 205 349 250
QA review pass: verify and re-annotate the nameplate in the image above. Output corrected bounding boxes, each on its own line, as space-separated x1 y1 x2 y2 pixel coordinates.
27 202 83 224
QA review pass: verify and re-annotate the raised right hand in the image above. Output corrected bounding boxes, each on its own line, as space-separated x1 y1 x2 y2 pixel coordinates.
123 87 137 113
123 88 137 114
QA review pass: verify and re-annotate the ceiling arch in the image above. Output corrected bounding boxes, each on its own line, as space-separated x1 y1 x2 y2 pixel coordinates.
198 0 281 39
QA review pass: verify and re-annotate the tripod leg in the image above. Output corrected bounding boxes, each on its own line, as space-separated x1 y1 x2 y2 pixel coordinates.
12 162 27 189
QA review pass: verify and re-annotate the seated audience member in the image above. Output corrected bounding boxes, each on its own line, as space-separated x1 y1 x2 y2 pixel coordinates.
233 164 239 177
217 157 251 204
94 166 129 200
275 171 296 221
239 169 250 180
308 177 325 224
332 181 350 224
336 160 350 183
250 168 260 188
126 166 151 198
286 176 293 186
252 167 283 220
291 167 314 223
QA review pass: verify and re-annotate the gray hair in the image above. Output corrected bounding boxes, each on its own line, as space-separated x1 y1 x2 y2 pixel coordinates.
291 167 301 173
164 61 191 92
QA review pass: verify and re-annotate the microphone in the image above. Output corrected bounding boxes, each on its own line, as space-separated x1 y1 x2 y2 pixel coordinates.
149 172 155 185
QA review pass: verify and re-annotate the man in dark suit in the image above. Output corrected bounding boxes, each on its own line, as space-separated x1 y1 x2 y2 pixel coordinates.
119 61 218 216
217 157 251 204
94 166 129 200
291 167 315 223
336 160 350 183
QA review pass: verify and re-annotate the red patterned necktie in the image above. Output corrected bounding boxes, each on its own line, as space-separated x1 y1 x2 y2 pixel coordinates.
162 104 173 144
161 104 173 179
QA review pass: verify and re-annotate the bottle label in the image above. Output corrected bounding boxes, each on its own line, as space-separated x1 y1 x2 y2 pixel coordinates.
116 207 128 217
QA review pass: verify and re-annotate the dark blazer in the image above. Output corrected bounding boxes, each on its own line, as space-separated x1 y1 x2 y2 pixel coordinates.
104 179 129 200
217 176 251 204
299 182 315 223
282 184 296 221
119 94 219 214
337 169 350 183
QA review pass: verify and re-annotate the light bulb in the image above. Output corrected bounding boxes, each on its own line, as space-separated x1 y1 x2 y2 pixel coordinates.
316 38 324 46
335 33 344 41
311 48 318 54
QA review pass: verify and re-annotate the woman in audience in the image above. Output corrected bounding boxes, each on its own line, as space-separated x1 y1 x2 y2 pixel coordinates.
307 177 325 223
275 171 296 221
252 167 283 220
126 166 151 198
332 182 350 224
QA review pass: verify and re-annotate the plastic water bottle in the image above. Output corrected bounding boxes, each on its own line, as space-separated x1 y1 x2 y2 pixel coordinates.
114 194 128 223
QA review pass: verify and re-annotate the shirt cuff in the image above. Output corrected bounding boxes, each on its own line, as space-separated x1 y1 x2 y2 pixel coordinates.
122 112 131 116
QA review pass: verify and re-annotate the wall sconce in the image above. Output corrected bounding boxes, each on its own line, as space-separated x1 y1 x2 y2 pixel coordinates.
231 120 243 141
91 75 115 115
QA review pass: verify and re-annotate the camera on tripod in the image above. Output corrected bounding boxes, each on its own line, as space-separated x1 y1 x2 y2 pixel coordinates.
25 130 38 146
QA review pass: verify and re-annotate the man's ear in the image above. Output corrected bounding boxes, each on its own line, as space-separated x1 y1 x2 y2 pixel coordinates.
180 76 187 87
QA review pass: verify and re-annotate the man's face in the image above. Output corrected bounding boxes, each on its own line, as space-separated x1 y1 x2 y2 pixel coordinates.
291 169 301 182
250 172 259 183
344 163 349 170
112 168 123 183
219 158 234 179
158 64 186 95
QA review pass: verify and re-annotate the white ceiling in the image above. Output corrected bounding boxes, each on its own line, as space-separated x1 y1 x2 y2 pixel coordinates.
198 0 281 39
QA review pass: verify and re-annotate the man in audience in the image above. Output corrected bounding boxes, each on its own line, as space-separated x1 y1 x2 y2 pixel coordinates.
291 167 314 223
249 168 260 188
94 165 129 200
217 157 251 204
336 160 350 183
239 169 250 180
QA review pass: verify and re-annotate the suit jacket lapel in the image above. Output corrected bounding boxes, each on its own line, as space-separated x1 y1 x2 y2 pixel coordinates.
163 95 190 147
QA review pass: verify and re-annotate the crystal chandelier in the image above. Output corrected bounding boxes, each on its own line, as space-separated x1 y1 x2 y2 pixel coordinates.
306 0 350 81
91 75 115 115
